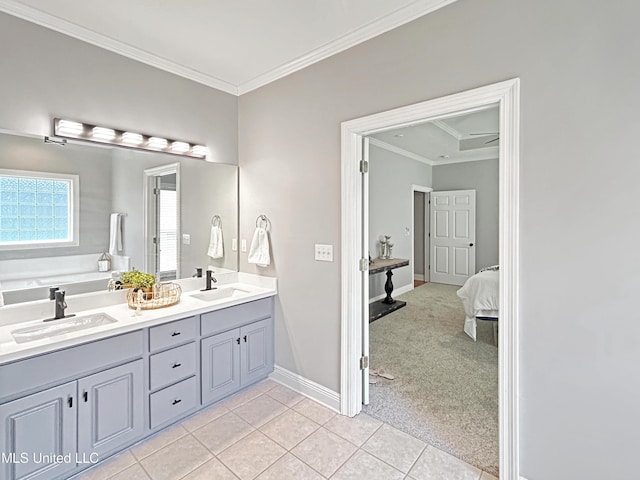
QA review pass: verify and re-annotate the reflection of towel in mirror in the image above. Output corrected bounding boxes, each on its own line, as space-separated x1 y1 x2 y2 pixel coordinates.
248 227 270 267
109 213 123 256
208 226 224 259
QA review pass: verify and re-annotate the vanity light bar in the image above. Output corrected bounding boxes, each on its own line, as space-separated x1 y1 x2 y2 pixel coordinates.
53 118 209 159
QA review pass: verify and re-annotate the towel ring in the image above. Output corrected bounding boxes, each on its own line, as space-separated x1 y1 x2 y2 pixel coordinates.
255 214 270 231
211 215 221 227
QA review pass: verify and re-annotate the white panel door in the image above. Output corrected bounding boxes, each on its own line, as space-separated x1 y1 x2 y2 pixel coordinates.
430 190 476 286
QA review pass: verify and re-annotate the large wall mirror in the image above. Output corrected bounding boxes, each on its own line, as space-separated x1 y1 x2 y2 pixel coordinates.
0 130 238 305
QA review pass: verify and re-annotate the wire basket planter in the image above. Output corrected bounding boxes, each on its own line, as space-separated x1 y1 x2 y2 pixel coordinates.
126 283 182 310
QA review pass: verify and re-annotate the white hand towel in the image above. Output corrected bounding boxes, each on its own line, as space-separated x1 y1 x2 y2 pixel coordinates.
208 225 224 259
248 227 270 267
108 213 123 256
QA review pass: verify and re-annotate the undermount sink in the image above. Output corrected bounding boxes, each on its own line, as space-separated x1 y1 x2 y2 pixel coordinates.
189 287 251 302
11 313 117 344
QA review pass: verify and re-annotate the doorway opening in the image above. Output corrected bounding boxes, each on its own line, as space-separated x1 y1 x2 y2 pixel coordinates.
144 163 181 281
340 79 520 479
412 186 430 288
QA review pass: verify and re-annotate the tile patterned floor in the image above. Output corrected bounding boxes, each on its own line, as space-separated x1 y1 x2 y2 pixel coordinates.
76 380 498 480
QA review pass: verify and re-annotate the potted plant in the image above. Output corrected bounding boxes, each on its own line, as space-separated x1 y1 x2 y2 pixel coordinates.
120 270 156 298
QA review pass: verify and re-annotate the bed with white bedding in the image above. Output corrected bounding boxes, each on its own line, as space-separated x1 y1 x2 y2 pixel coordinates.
456 268 499 341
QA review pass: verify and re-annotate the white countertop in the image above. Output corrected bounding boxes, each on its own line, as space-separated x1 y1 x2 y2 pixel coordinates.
0 272 277 364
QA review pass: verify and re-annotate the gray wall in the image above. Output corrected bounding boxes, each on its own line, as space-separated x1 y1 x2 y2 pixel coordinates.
0 132 111 259
433 159 499 272
0 12 237 165
238 0 640 478
368 145 432 299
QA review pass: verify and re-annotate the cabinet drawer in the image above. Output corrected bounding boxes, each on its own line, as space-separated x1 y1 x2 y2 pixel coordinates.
150 342 197 391
149 316 197 352
201 298 271 337
149 376 197 429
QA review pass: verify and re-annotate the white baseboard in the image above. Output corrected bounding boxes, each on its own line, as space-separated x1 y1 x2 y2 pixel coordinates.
270 365 340 413
368 282 413 303
414 274 425 281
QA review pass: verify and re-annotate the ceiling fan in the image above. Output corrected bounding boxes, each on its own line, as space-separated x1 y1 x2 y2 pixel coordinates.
469 132 499 144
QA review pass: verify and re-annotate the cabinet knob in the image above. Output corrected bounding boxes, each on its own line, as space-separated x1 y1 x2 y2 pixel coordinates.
172 362 182 369
236 337 240 344
243 335 247 343
172 399 182 405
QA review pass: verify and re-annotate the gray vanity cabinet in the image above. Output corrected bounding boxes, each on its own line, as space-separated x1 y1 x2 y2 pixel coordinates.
0 381 77 480
201 328 241 404
201 298 274 405
77 359 144 459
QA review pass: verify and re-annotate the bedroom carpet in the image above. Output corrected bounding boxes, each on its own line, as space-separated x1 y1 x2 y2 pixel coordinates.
362 282 499 477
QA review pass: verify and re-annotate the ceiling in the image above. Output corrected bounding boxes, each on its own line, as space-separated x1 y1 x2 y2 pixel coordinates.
0 0 456 95
370 106 499 165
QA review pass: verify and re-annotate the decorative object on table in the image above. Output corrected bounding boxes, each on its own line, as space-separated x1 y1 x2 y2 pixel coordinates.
97 252 111 272
379 235 393 259
248 214 271 267
126 282 182 310
120 269 156 300
208 215 224 259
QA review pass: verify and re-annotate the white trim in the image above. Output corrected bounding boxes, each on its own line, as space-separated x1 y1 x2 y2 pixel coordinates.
431 119 463 139
0 0 238 95
269 365 340 413
411 184 433 286
0 0 458 97
368 282 413 303
341 78 520 479
414 274 425 281
368 137 435 165
435 154 499 166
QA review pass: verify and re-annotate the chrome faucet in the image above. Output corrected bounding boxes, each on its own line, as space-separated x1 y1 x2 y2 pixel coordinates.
201 270 217 291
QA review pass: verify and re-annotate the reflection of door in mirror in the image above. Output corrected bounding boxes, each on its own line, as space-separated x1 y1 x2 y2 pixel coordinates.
144 164 180 281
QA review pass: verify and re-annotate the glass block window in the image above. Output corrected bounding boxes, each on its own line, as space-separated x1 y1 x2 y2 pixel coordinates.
0 170 77 248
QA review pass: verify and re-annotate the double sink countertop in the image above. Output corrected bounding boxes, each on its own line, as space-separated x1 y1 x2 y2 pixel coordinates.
0 272 277 364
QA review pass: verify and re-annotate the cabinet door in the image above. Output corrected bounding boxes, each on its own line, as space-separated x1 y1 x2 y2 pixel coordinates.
77 360 144 459
201 329 240 404
240 318 271 386
0 382 77 480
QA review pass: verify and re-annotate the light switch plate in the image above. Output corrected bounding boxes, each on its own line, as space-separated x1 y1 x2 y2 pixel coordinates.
241 239 247 252
182 234 191 245
315 244 333 262
232 238 238 251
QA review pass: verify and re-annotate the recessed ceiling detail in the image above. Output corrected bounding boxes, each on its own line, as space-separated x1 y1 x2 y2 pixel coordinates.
0 0 457 95
370 106 499 165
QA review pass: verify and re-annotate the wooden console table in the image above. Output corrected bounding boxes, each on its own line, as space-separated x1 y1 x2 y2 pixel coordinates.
369 258 409 323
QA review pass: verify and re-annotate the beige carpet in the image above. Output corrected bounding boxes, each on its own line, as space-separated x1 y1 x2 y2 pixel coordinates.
363 282 499 476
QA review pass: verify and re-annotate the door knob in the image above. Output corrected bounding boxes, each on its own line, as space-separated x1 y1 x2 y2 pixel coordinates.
469 243 474 247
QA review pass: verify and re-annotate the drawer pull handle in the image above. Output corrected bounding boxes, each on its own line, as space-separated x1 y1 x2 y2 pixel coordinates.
68 396 73 408
83 391 88 402
172 398 182 405
172 362 182 369
171 331 181 337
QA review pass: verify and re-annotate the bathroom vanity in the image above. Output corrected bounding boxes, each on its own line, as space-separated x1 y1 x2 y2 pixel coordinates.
0 275 276 480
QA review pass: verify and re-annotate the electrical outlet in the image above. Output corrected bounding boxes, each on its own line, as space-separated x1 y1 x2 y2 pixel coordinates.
232 238 238 251
315 244 333 262
182 234 190 245
241 239 247 252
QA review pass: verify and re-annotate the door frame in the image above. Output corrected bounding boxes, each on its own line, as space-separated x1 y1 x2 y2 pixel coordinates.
411 185 433 283
340 78 520 479
143 162 181 279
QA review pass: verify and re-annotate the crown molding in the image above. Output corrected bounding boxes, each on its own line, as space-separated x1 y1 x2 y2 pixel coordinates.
369 137 435 165
431 119 463 139
0 0 457 96
237 0 458 94
0 0 239 95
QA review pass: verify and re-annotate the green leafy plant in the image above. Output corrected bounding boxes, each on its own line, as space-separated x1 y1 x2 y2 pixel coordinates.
121 270 156 289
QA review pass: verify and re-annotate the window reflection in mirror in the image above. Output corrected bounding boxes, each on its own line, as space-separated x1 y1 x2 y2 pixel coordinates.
0 130 238 305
